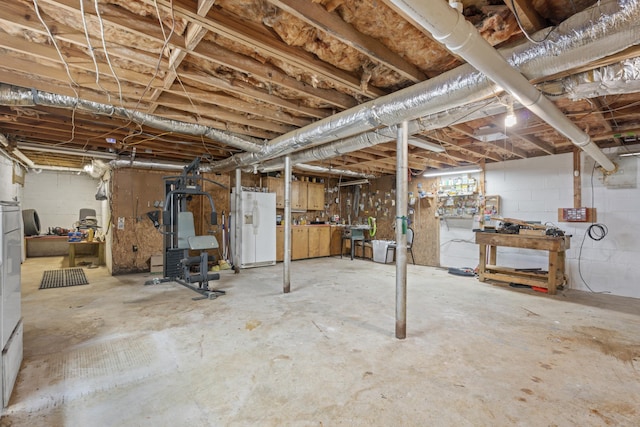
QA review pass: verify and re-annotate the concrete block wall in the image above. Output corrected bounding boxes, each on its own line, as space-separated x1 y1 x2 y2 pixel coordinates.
23 170 102 234
440 152 640 299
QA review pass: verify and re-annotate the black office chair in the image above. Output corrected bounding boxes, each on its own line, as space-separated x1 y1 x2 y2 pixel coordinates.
385 227 415 264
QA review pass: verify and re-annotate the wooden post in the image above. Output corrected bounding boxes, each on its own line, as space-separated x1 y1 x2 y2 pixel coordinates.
573 148 581 208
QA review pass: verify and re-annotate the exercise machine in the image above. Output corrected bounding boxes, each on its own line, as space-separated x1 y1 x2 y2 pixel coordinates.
146 157 226 300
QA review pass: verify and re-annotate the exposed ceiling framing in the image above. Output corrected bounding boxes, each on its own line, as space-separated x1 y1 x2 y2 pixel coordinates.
0 0 639 176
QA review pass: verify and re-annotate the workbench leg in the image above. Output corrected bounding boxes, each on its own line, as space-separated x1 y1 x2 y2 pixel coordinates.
478 244 487 282
489 245 497 266
548 251 559 295
558 250 566 287
69 245 76 268
98 243 105 266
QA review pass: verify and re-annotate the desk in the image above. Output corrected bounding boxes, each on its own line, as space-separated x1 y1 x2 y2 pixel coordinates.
69 241 105 267
475 232 570 295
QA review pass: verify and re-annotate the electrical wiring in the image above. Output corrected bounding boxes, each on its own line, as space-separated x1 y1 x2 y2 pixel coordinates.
509 0 558 44
80 0 110 102
394 97 499 170
33 0 79 144
94 0 124 108
576 161 610 294
156 0 205 124
130 0 177 113
33 0 79 89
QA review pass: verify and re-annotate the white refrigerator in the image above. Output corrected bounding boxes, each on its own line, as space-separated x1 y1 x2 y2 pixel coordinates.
1 202 22 408
230 190 276 268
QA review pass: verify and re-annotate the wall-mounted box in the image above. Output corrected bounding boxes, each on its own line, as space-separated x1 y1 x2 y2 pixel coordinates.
558 207 597 223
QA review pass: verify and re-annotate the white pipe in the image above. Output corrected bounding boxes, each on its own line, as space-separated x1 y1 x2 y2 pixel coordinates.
395 121 409 339
388 0 616 172
12 149 35 168
234 168 242 271
283 155 292 294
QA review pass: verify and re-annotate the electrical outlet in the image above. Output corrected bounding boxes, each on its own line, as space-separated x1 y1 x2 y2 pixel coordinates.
132 245 138 252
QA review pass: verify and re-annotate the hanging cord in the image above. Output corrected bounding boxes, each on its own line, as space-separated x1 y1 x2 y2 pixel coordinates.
577 162 610 294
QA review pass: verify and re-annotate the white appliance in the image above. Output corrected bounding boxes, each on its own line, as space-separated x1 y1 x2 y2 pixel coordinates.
1 201 22 408
230 191 276 268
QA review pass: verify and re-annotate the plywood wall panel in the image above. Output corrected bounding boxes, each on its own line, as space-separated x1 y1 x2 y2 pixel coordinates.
111 169 166 274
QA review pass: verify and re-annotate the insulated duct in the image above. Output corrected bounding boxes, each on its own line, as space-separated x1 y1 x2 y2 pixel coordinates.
0 85 264 154
207 0 636 173
109 159 187 171
260 54 640 171
388 0 616 172
289 163 375 178
563 57 640 99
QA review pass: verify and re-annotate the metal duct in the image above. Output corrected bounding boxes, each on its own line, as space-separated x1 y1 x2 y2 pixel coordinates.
563 57 640 99
31 165 83 173
388 0 616 171
292 163 375 178
259 162 374 178
0 85 264 154
207 0 636 172
260 54 640 171
109 159 186 171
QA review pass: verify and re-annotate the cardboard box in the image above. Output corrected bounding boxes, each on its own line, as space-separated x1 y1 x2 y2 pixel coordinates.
150 254 163 273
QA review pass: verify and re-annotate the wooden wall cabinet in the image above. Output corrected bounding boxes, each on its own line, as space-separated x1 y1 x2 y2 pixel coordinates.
292 181 308 210
307 182 325 211
266 177 324 211
308 226 330 257
265 177 285 208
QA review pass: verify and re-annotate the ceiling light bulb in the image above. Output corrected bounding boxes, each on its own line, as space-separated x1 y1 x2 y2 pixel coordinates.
505 107 517 127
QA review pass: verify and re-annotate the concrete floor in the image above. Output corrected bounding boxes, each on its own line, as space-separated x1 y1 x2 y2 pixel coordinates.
1 256 639 426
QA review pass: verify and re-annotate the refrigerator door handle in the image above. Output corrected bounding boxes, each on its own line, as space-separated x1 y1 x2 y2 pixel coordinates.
252 201 259 235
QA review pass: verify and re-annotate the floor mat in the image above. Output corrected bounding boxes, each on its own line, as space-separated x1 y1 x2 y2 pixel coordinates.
39 268 89 289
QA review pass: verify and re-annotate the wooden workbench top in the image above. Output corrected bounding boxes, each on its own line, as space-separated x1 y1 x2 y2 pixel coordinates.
475 231 570 251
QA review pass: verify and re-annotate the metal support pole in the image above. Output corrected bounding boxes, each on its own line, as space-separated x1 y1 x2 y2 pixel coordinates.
283 155 292 293
234 168 242 270
395 121 409 339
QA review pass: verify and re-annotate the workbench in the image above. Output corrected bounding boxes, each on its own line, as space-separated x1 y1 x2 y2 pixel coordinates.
69 241 105 267
475 232 570 295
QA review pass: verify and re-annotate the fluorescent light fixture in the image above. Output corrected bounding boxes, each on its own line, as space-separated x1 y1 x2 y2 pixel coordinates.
408 138 445 153
473 126 507 142
338 179 370 187
17 143 118 160
619 152 640 157
423 165 482 178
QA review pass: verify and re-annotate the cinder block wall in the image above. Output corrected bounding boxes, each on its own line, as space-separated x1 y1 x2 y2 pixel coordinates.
440 151 640 299
23 170 102 234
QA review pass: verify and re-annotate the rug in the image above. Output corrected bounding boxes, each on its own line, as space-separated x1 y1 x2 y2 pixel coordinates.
39 268 89 289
